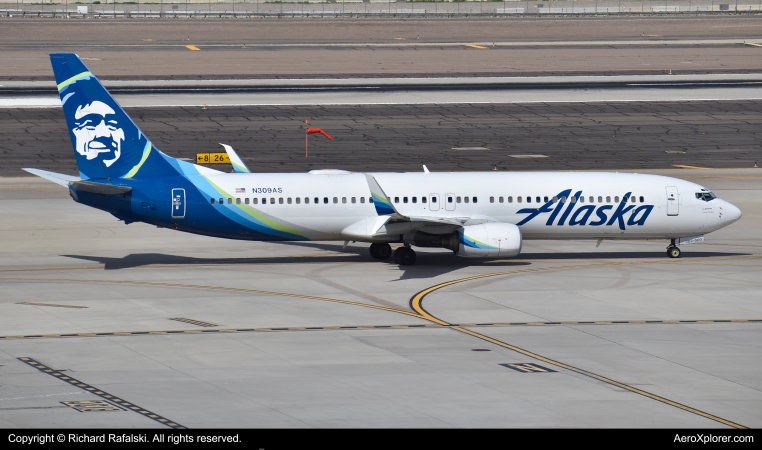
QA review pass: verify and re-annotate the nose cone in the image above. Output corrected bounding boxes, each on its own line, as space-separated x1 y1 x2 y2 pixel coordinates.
724 201 742 223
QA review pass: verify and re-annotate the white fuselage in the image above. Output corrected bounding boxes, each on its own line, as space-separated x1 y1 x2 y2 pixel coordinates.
197 171 741 242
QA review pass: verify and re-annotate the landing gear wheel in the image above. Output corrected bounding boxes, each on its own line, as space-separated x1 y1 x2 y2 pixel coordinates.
393 247 417 266
667 246 681 258
369 243 379 259
375 243 392 260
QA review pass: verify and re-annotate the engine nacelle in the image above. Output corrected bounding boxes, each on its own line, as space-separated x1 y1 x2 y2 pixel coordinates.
456 223 522 258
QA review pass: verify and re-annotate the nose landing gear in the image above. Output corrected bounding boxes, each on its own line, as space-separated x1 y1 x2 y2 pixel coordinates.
667 239 682 258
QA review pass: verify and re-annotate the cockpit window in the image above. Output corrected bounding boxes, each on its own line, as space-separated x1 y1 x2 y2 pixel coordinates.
696 192 717 202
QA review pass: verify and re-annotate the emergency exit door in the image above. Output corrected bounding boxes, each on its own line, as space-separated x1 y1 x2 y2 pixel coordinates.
445 193 456 211
666 186 679 216
172 188 185 219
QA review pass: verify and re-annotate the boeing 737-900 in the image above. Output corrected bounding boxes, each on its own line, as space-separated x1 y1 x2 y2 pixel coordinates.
24 54 743 265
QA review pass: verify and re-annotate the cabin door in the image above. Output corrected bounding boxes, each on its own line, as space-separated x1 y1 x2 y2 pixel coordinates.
666 186 679 216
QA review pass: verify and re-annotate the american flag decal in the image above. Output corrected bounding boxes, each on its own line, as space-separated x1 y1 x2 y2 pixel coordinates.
235 188 245 193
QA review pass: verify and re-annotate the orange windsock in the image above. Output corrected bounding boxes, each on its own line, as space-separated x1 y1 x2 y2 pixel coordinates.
306 128 333 140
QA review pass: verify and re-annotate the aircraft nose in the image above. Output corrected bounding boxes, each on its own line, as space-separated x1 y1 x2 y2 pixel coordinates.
724 201 742 223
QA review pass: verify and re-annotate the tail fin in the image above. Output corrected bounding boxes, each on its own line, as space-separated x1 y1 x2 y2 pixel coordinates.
51 53 170 181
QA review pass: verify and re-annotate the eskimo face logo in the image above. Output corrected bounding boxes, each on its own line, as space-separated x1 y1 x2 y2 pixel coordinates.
72 101 124 167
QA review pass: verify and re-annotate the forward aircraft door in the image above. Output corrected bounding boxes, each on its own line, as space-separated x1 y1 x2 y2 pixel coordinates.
171 188 185 219
429 194 440 211
666 186 679 216
445 193 456 211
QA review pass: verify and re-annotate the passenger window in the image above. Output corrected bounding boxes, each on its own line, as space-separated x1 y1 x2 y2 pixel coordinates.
342 197 346 204
631 196 636 203
579 196 584 203
422 197 427 203
296 198 301 204
219 198 224 204
589 196 593 203
351 197 356 204
323 197 328 204
640 196 644 203
360 197 365 204
403 197 408 204
518 196 523 203
473 197 477 203
211 198 215 205
448 196 453 203
395 197 399 203
236 198 241 204
314 197 319 204
606 196 611 203
412 197 417 203
333 197 338 204
490 196 494 203
369 197 374 203
570 196 576 203
457 196 462 203
252 198 258 205
544 196 549 203
535 196 540 203
527 196 531 203
598 196 603 203
262 198 267 204
304 197 309 204
245 198 250 205
228 198 232 204
507 196 513 203
560 196 567 203
615 196 620 203
499 196 504 203
287 198 292 204
279 198 284 204
464 197 469 203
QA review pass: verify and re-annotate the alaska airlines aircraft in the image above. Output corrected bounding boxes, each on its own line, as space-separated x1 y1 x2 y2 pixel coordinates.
25 54 742 265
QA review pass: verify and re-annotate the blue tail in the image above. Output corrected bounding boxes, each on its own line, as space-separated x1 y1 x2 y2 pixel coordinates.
51 53 174 181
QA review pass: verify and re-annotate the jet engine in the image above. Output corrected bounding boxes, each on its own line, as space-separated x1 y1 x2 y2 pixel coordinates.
412 223 522 258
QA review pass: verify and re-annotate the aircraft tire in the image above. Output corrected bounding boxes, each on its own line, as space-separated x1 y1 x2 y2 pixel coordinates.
394 247 416 266
375 243 392 260
369 243 379 259
667 246 681 258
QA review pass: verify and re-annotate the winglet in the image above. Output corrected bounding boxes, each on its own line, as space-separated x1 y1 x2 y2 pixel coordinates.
219 143 251 173
423 165 430 174
364 174 400 216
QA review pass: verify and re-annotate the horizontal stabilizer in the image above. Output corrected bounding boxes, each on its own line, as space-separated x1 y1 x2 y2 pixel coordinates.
23 168 80 187
220 143 251 173
71 180 132 195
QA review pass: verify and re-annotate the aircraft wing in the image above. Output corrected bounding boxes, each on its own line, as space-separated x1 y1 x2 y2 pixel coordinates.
220 143 251 173
363 173 497 236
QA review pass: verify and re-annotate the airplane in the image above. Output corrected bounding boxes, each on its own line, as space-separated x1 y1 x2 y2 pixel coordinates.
24 54 742 266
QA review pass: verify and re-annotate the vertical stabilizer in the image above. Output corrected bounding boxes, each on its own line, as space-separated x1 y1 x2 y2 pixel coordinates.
51 53 171 181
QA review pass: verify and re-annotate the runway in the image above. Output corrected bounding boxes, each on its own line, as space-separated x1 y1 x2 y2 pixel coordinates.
0 172 760 428
2 101 760 177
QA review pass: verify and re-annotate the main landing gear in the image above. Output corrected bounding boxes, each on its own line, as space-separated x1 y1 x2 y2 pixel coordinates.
368 243 417 265
667 239 682 258
369 243 392 260
393 246 417 266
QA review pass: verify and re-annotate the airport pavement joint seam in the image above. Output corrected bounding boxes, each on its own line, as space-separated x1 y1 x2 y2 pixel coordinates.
17 358 186 429
0 319 758 341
